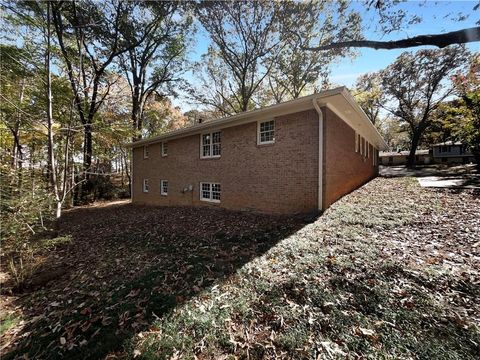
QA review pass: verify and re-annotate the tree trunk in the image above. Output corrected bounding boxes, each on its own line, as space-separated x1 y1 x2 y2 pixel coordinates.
46 1 62 218
407 128 422 168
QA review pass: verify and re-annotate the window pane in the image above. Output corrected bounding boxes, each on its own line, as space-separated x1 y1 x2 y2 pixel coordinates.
212 144 221 156
203 145 210 157
202 134 210 145
259 121 274 143
212 183 221 201
201 183 210 199
162 142 168 155
212 131 221 144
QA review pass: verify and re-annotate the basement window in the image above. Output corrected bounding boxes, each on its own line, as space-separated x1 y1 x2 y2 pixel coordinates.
143 145 149 159
200 182 221 203
143 179 149 193
201 131 221 158
162 142 168 157
161 180 168 195
258 120 275 144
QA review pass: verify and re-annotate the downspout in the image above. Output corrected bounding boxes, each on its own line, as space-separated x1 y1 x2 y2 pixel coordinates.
313 99 323 211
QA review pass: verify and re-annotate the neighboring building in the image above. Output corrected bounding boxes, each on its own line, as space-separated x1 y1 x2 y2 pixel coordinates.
432 141 475 164
380 150 431 166
128 87 387 214
380 141 476 166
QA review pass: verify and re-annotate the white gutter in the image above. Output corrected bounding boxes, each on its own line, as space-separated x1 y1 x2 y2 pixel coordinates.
313 99 323 211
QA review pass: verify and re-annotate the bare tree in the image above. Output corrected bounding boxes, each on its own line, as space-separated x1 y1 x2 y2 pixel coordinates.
193 0 282 114
267 0 359 103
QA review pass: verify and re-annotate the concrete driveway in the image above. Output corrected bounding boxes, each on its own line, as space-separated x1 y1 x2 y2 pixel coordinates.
380 164 480 189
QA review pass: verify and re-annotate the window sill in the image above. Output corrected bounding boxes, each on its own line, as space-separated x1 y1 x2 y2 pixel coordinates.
257 141 275 147
200 156 221 160
161 193 168 196
200 199 221 203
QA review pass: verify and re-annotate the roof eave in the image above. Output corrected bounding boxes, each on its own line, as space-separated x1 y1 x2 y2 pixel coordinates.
126 87 346 148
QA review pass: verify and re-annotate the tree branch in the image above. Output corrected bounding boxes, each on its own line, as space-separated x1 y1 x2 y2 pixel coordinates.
303 27 480 51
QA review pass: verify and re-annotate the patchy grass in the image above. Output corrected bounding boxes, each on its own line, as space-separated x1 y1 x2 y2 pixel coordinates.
132 177 479 359
0 314 21 337
1 177 479 359
0 205 304 359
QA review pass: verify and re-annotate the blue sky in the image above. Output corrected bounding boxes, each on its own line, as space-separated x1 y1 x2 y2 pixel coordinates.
328 0 480 87
175 0 479 111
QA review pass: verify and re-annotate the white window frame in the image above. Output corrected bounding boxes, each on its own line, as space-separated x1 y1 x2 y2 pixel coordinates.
160 180 168 195
143 145 149 159
366 141 370 158
200 131 221 159
257 119 275 145
161 142 168 157
143 179 149 193
355 132 359 152
199 182 221 203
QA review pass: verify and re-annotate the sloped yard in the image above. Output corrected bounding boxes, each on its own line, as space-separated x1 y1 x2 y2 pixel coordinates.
1 177 479 359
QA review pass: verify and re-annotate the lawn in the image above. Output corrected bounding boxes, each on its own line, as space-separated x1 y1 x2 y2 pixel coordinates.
1 177 479 359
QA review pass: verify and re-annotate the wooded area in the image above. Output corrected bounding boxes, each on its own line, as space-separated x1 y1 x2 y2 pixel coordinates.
0 0 479 286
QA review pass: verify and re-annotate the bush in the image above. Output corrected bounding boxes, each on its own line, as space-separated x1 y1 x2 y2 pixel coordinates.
0 165 54 288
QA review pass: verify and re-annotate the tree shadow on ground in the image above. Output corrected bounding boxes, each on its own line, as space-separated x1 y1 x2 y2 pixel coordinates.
3 204 310 359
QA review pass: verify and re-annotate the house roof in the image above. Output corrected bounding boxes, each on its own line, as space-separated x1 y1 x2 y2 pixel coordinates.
127 87 388 150
433 141 463 146
380 150 430 157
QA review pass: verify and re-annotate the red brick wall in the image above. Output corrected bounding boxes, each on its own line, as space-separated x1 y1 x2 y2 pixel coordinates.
322 107 378 208
132 109 319 214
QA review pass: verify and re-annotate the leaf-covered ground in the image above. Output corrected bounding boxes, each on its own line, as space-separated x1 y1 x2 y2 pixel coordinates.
1 177 479 359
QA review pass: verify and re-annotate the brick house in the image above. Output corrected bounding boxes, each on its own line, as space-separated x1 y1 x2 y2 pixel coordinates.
128 87 387 214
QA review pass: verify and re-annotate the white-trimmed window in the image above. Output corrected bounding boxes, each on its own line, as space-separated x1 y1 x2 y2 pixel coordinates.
258 120 275 144
201 131 221 158
143 179 149 193
162 142 168 157
143 145 149 159
355 132 359 152
200 182 221 203
160 180 168 195
366 141 370 158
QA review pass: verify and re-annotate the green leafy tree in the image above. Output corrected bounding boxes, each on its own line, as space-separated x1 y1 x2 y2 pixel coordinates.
353 73 385 125
118 1 192 140
379 46 469 167
453 54 480 166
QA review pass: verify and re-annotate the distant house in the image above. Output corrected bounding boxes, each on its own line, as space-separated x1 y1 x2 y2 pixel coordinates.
380 150 431 166
432 141 475 164
380 141 475 166
127 87 387 214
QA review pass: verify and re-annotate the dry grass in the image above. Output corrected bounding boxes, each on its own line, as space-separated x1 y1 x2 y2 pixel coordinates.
1 177 479 359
